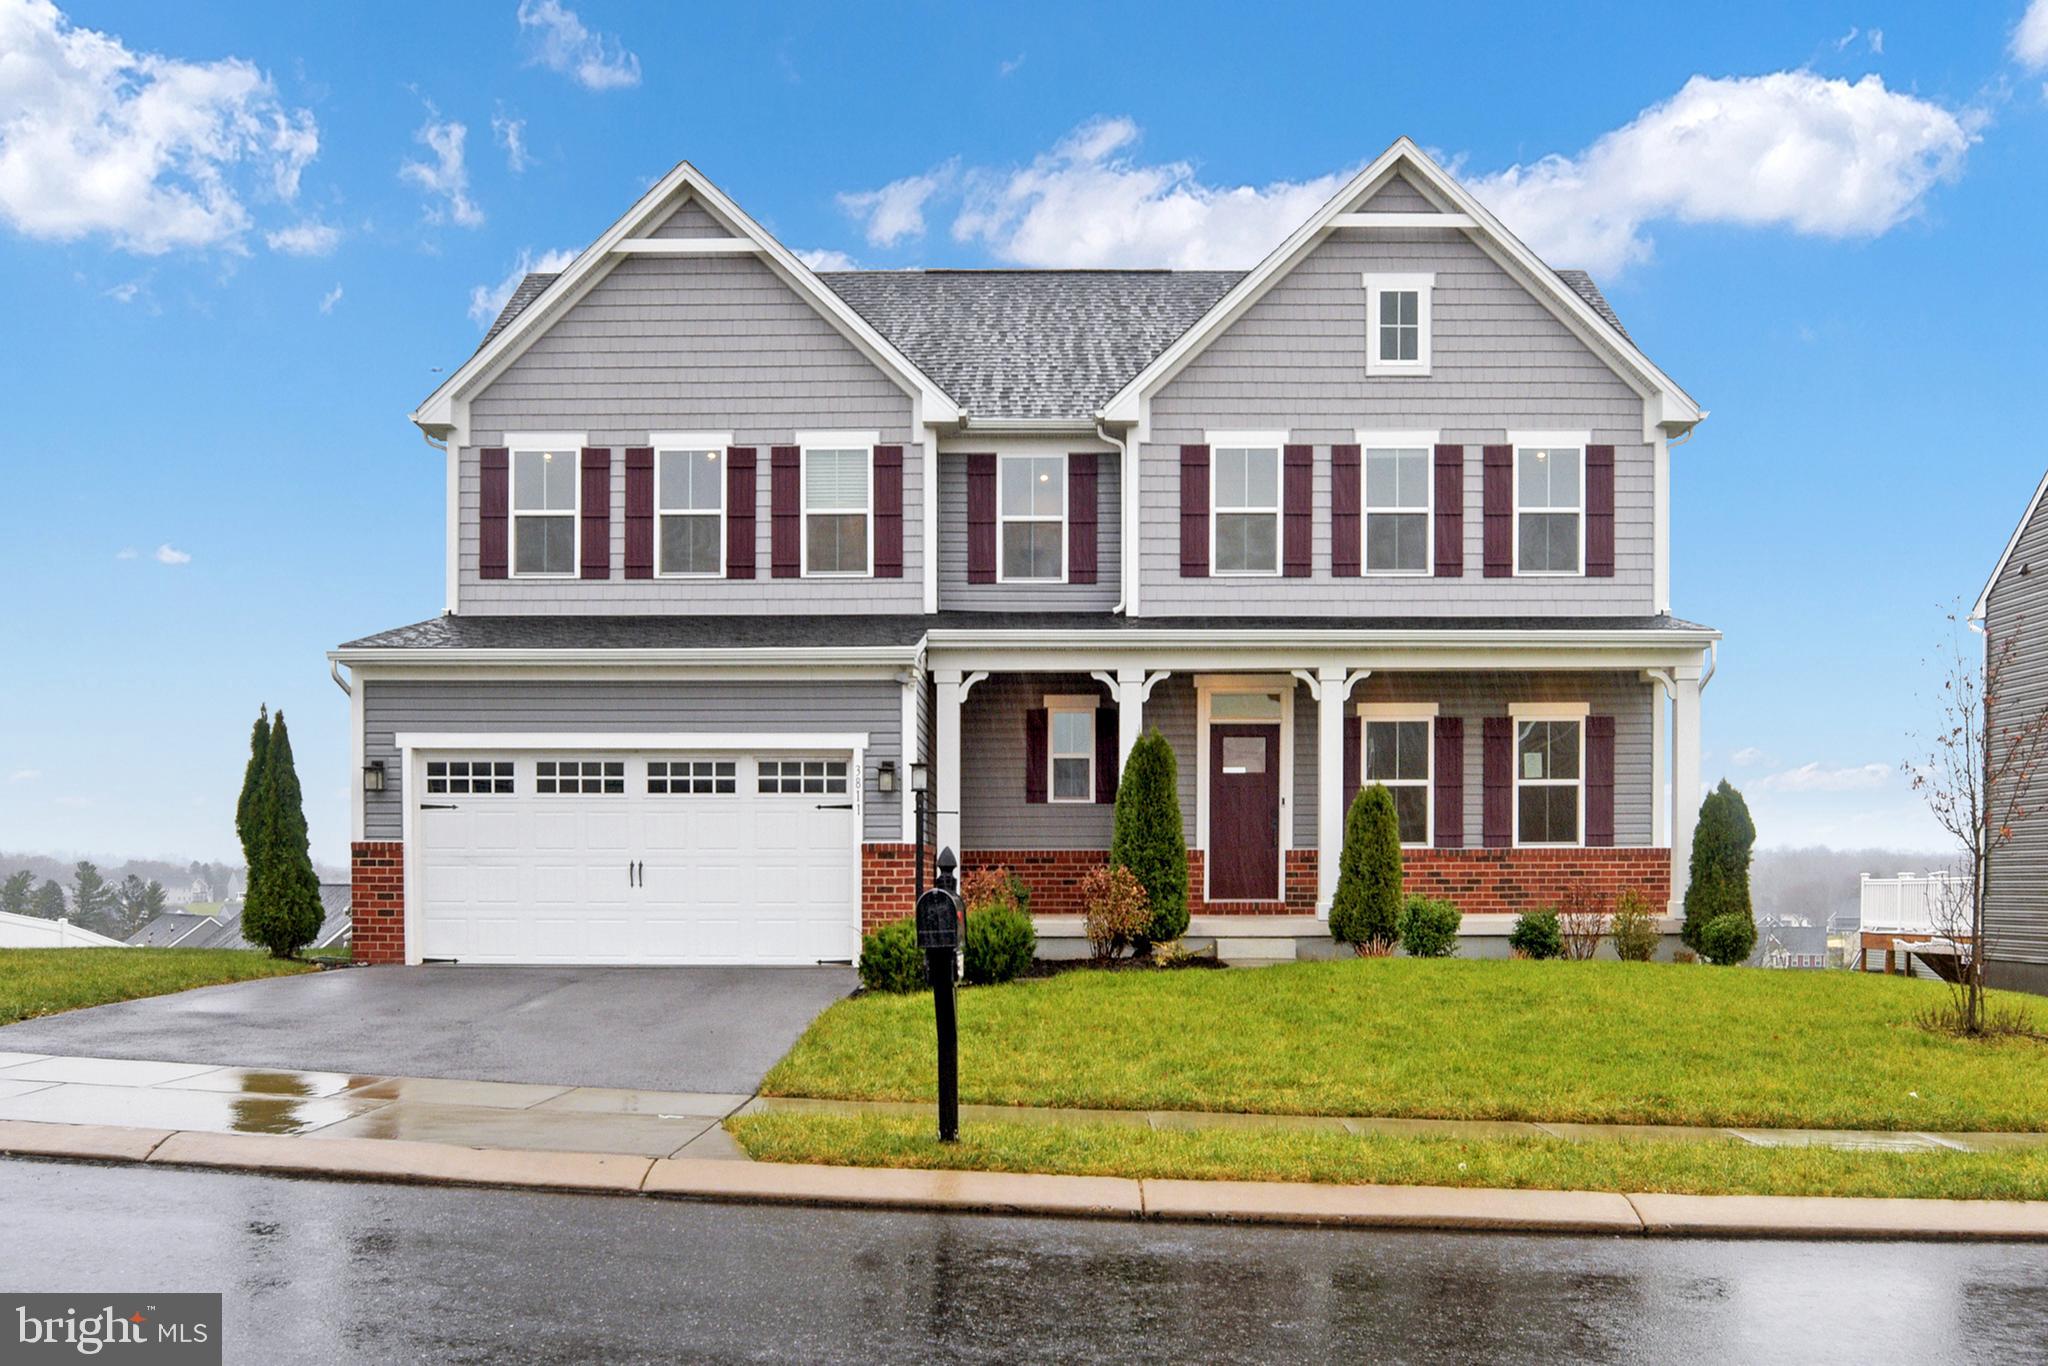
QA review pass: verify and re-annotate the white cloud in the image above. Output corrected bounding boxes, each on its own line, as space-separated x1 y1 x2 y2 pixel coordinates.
492 110 529 172
2017 1 2048 69
400 111 482 227
795 247 856 272
468 246 574 326
516 0 641 91
102 280 139 303
839 170 947 247
1467 72 1975 275
154 542 190 565
1731 746 1767 768
264 219 340 255
318 282 342 314
0 0 321 254
1869 29 1884 55
114 546 137 559
1753 761 1892 793
7 769 40 783
998 53 1026 78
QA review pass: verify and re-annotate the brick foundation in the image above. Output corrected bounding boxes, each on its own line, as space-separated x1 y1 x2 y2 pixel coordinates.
1402 847 1671 914
350 840 405 964
860 843 925 933
958 847 1318 918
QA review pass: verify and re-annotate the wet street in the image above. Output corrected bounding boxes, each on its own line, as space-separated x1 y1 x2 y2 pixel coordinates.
6 1156 2047 1363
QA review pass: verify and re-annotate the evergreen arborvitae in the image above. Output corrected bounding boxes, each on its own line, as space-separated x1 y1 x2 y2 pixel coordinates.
1109 728 1189 943
241 710 325 957
1329 784 1404 952
1682 779 1757 952
236 706 272 915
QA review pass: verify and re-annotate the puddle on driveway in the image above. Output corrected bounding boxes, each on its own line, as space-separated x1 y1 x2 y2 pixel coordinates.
0 1082 386 1135
160 1067 386 1099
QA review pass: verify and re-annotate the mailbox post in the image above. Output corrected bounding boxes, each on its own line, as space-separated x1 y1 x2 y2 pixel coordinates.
915 848 964 1142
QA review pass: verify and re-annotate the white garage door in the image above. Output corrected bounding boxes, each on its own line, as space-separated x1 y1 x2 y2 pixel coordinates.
411 750 860 965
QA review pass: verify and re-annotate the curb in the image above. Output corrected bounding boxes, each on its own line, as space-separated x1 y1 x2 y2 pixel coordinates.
6 1118 2048 1242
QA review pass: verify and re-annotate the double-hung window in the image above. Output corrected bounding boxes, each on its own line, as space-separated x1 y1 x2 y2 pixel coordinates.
1513 434 1585 575
1362 273 1434 377
1209 434 1283 575
1045 695 1096 803
802 439 871 576
999 454 1065 581
1359 433 1434 575
1360 705 1434 845
509 442 579 576
654 434 727 576
1512 705 1585 846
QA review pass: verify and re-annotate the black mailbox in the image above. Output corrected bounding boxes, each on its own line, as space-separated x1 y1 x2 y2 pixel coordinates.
915 886 961 950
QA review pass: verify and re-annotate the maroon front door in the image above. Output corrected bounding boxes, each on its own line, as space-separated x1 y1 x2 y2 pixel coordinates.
1209 723 1281 900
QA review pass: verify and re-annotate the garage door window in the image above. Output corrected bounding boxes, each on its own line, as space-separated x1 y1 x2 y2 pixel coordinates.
536 759 625 795
648 759 737 795
759 758 849 795
425 759 514 795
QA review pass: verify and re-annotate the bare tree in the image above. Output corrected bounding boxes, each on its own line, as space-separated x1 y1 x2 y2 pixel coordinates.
1907 609 2048 1035
1556 879 1608 962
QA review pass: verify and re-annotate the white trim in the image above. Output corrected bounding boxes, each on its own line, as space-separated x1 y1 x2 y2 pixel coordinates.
1043 693 1098 804
1356 702 1440 719
348 665 367 842
1975 467 2048 620
798 436 877 578
899 668 920 843
1508 701 1591 721
1508 430 1594 451
395 731 870 754
1652 429 1672 615
443 443 460 614
651 439 729 578
1509 712 1586 849
1206 433 1286 578
995 451 1068 585
1356 704 1436 848
1330 211 1476 229
502 431 587 451
506 442 584 580
1194 675 1294 902
1356 431 1439 577
1362 272 1434 377
611 237 758 255
1508 434 1588 579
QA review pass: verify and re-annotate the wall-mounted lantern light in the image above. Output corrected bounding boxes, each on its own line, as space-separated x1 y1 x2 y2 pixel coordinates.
876 760 897 794
363 759 387 793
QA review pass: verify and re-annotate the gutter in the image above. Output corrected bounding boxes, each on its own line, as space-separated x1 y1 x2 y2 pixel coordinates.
1095 419 1131 614
325 644 926 669
923 625 1723 651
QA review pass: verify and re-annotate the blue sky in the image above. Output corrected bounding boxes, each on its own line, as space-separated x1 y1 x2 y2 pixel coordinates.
4 0 2046 865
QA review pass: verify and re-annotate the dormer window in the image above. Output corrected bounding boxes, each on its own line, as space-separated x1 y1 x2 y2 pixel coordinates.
1362 273 1434 377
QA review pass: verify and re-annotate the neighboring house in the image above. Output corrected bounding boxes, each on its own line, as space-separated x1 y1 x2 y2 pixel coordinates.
1978 478 2048 993
127 912 219 948
128 889 349 952
328 138 1717 967
1 911 128 948
313 882 352 951
1751 921 1830 970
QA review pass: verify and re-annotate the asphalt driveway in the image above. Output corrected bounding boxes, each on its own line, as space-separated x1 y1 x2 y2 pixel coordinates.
0 965 854 1093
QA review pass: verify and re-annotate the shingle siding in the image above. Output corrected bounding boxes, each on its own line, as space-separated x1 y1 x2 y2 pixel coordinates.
937 451 1121 611
1985 492 2048 971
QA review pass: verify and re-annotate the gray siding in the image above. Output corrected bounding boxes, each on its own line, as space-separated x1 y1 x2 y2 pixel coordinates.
937 452 1121 611
1985 493 2048 967
649 200 728 239
1361 171 1439 213
362 679 903 842
960 674 1114 849
462 246 920 614
1140 225 1653 616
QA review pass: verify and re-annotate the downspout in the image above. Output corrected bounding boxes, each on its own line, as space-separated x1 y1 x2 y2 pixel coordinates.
1700 640 1718 691
329 660 352 697
1096 420 1129 614
421 428 447 453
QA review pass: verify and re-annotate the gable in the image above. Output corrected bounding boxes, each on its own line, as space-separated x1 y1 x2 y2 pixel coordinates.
1978 469 2048 620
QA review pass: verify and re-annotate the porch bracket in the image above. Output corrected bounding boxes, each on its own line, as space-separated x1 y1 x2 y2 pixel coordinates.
1289 668 1321 701
1141 670 1172 701
959 670 990 701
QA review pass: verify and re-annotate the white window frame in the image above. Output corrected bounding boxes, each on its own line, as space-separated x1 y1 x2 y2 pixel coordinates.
1044 694 1097 804
651 431 731 578
1207 430 1286 578
1509 701 1589 849
1356 429 1437 578
504 431 585 580
997 452 1068 584
1509 430 1589 579
1357 702 1437 848
797 430 878 579
1362 272 1434 377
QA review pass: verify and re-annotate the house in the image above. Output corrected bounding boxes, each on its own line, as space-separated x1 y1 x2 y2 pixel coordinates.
1976 476 2048 993
127 887 349 952
1751 921 1830 970
327 138 1717 967
0 910 128 949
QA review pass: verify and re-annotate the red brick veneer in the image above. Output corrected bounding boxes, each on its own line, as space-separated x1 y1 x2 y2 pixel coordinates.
860 843 928 932
1402 847 1671 913
956 847 1319 918
350 841 405 964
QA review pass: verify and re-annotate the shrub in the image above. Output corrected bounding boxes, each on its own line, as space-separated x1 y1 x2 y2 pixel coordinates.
1608 889 1660 962
1508 908 1563 960
1081 863 1150 962
1683 780 1757 953
964 901 1036 985
1329 785 1403 955
1110 729 1188 944
1556 880 1608 961
1397 895 1461 958
962 865 1032 918
1698 913 1758 967
858 917 927 993
240 710 325 959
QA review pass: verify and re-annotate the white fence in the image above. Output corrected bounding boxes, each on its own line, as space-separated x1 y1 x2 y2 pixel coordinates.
1858 871 1968 935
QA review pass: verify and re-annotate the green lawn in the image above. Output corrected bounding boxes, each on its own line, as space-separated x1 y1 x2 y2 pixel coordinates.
0 949 314 1026
729 1111 2048 1203
764 958 2048 1132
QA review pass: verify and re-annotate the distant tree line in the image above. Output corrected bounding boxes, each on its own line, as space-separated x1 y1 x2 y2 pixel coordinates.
1 861 168 939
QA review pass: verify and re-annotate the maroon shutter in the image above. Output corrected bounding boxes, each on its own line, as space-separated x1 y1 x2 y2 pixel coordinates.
1585 444 1615 578
1068 452 1099 584
1023 708 1049 804
1095 708 1118 803
1585 714 1615 846
1342 714 1362 819
1434 715 1464 848
770 446 800 578
1330 443 1360 578
966 453 997 584
623 447 653 578
579 448 610 579
1482 716 1513 847
479 447 509 579
1179 445 1209 577
1482 444 1513 578
1283 443 1313 577
874 444 904 578
725 447 756 579
1434 444 1464 578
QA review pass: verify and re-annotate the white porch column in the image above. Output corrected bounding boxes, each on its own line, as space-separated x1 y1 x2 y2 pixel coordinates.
1670 666 1703 911
934 669 966 860
1115 668 1146 768
1316 666 1348 917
